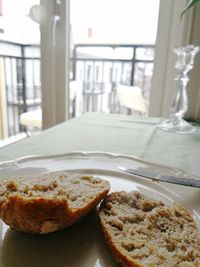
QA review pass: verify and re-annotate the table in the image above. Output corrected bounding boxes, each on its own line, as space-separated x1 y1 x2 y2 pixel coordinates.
0 112 200 267
1 112 200 177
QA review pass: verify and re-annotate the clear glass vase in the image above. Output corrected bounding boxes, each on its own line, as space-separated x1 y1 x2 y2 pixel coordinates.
157 45 199 134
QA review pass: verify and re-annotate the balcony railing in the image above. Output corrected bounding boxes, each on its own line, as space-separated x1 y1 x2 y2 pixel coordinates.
0 41 154 139
73 44 154 115
0 40 41 137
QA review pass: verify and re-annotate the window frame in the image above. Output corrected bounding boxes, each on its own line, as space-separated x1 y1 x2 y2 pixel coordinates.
149 0 200 121
40 0 70 129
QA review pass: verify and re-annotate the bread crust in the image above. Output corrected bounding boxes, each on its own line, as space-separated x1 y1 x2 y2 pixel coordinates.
100 221 143 267
0 171 110 234
99 191 200 267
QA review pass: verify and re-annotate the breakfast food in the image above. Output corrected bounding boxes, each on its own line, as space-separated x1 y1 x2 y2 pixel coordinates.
0 171 110 234
99 191 200 267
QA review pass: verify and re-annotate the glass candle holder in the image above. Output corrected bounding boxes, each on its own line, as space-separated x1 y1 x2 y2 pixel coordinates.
157 45 199 134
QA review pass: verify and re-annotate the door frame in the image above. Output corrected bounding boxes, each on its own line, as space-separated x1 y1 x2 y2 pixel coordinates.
149 0 200 120
40 0 70 129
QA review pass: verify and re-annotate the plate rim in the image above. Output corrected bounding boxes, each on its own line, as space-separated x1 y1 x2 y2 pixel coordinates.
0 150 189 201
0 150 190 176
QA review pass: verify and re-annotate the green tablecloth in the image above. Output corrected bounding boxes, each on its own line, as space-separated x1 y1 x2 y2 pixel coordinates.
0 112 200 176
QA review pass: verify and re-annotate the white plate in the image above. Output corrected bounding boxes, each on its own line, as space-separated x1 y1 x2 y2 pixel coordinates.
0 151 199 267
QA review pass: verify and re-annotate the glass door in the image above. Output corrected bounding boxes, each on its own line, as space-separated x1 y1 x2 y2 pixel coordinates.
0 0 41 140
0 0 70 143
70 0 160 117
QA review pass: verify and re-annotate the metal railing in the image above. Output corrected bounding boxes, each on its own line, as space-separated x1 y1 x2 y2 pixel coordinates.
0 41 154 138
72 44 154 114
0 40 41 137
